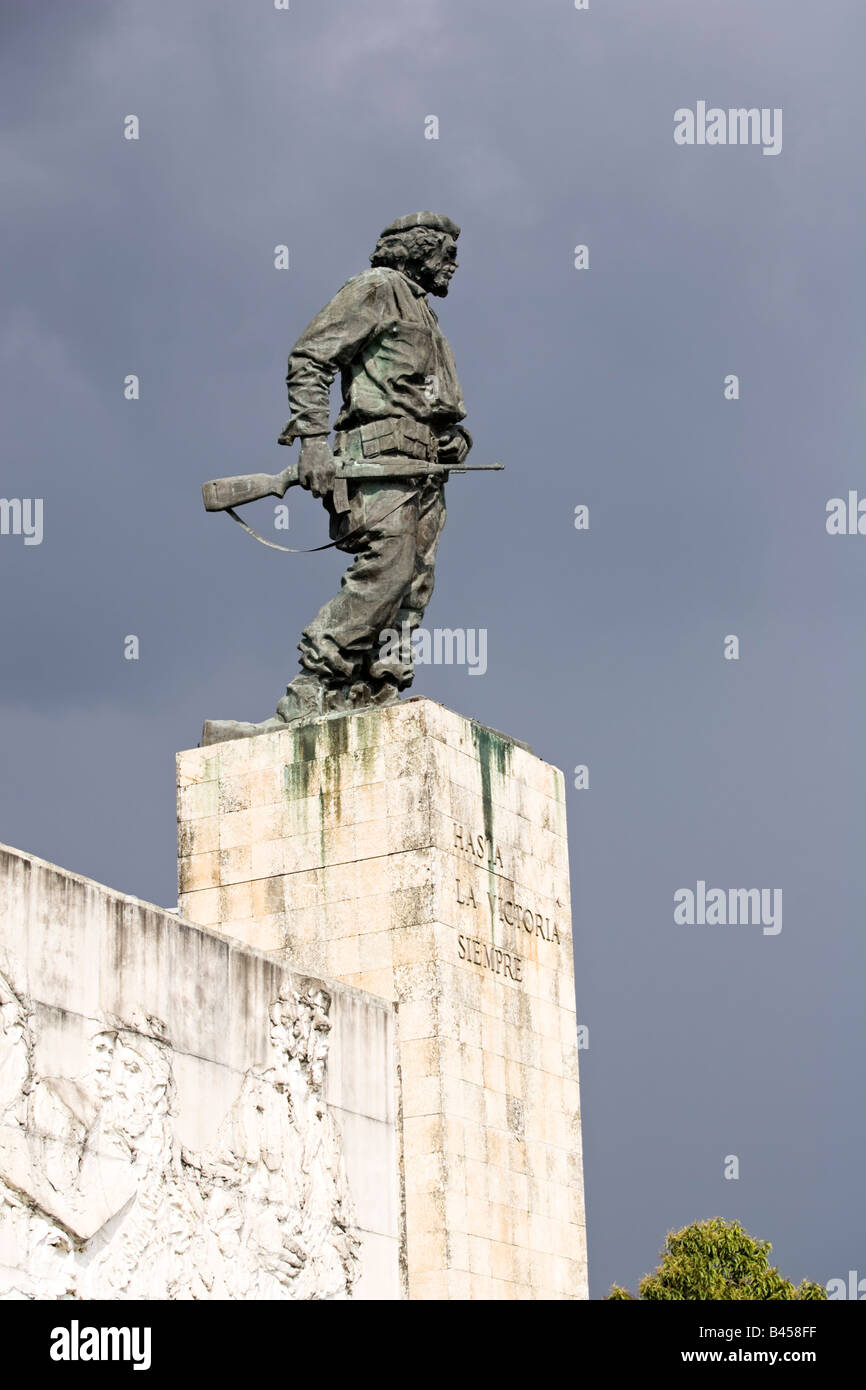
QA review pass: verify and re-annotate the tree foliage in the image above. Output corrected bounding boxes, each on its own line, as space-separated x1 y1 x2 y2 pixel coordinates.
607 1218 827 1301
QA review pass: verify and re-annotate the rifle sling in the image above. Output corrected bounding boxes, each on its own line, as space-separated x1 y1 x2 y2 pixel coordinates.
225 487 422 554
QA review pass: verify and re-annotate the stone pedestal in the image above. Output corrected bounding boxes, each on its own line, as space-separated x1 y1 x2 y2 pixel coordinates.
177 698 588 1299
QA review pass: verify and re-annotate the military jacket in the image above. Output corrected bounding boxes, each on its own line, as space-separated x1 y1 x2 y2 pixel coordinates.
281 267 466 440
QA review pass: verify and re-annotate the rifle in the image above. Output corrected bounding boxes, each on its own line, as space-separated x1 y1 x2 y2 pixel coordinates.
202 459 503 513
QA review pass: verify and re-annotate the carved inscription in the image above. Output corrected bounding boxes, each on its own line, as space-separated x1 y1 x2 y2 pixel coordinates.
452 822 563 977
489 892 561 944
456 934 523 982
453 824 504 868
455 878 562 947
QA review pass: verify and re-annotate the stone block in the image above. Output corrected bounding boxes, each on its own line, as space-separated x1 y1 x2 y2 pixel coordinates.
176 698 587 1300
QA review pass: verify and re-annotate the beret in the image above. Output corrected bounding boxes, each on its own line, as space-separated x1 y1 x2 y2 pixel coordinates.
379 211 460 239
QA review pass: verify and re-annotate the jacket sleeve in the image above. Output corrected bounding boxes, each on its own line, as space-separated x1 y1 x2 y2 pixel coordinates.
278 276 388 442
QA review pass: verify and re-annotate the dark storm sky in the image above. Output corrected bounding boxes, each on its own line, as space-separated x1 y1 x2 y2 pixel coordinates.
1 0 864 1297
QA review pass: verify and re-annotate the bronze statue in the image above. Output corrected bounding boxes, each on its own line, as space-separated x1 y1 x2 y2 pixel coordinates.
202 212 499 745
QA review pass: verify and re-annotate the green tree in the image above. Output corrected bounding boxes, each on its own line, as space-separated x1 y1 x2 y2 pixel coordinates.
607 1218 827 1300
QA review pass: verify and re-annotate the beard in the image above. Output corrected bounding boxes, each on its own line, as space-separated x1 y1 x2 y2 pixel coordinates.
429 272 452 297
408 259 454 297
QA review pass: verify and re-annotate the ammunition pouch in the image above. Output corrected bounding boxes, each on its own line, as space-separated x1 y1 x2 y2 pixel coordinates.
334 416 438 464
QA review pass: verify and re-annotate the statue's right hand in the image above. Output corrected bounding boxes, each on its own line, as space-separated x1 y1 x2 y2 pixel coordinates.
298 437 336 498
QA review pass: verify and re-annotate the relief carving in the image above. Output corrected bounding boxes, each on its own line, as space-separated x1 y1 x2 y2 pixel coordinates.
0 966 359 1300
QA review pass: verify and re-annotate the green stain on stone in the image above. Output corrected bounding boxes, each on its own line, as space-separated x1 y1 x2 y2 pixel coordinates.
317 787 327 872
281 713 355 873
282 722 319 803
319 714 349 830
471 722 511 847
471 722 512 947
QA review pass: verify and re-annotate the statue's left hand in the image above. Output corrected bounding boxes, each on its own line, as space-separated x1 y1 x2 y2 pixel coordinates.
437 426 472 467
298 436 337 498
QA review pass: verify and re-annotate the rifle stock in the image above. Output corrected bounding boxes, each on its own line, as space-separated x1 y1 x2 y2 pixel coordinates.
202 465 299 512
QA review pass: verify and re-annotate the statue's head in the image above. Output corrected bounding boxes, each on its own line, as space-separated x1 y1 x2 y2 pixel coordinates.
267 984 332 1093
371 211 460 298
88 1012 174 1150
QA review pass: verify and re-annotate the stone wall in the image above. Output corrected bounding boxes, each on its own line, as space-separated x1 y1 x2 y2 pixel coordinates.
1 698 588 1301
0 843 398 1300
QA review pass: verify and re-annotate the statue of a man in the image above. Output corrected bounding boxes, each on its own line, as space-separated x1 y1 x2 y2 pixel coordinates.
203 211 471 744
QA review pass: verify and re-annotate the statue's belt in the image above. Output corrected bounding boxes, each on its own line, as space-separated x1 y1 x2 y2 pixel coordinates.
334 417 439 463
331 420 438 515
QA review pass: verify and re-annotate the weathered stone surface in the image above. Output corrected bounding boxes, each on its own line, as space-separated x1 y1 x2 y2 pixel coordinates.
0 845 398 1300
179 698 588 1300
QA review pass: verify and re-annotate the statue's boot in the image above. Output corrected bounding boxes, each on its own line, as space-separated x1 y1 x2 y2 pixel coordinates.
275 671 329 723
346 676 402 709
201 673 326 746
200 715 285 745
